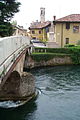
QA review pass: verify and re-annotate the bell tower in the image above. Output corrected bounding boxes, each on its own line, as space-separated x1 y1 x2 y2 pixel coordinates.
40 7 45 23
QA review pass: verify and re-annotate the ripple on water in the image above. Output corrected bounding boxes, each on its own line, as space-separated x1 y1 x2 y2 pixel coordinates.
33 66 80 94
1 66 80 120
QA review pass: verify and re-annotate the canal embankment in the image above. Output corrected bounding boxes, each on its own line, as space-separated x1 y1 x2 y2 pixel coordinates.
24 47 80 69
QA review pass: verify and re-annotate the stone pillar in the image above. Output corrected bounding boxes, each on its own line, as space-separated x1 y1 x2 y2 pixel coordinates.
0 71 35 101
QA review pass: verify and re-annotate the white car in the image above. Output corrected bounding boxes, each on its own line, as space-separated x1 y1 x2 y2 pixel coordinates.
30 39 46 48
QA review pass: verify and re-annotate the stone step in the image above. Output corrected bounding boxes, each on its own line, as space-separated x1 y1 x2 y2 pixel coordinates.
46 42 60 48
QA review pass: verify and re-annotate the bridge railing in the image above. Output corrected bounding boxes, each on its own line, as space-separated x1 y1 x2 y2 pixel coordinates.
0 36 30 81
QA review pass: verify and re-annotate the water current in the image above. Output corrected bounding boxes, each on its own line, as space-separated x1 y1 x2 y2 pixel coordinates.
0 65 80 120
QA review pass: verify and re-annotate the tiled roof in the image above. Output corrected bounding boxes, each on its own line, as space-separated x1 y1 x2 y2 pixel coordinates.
55 14 80 22
29 21 51 29
13 25 27 31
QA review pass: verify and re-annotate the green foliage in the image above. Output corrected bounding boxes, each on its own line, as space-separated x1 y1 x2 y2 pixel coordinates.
11 20 17 26
64 44 75 47
32 47 80 64
0 0 21 37
70 55 79 64
70 48 80 64
31 53 70 62
34 47 74 54
0 22 14 37
0 0 21 22
76 40 80 45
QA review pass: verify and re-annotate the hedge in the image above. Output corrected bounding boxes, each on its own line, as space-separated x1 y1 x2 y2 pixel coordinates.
34 47 80 55
31 53 71 62
31 47 80 64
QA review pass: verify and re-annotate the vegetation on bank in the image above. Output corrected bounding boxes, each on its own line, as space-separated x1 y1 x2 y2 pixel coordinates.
31 46 80 64
31 53 71 62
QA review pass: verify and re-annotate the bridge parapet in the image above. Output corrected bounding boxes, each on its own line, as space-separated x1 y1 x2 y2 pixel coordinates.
0 36 31 82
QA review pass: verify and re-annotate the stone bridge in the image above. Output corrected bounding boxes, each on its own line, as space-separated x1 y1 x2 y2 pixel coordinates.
0 36 35 101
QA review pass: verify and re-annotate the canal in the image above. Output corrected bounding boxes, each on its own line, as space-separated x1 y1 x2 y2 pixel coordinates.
0 65 80 120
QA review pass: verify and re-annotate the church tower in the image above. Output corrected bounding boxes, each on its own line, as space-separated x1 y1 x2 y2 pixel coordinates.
40 7 45 23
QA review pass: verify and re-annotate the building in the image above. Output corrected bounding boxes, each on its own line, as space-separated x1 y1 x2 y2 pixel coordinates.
40 7 45 23
29 7 51 42
53 14 80 47
13 25 28 36
29 21 51 42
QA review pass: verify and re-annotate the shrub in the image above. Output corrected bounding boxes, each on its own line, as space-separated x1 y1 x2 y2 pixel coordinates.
64 44 75 47
31 53 71 62
76 40 80 45
34 47 74 54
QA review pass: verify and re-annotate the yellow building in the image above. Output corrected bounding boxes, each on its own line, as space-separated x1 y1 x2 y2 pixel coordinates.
29 21 51 42
53 14 80 47
29 7 51 42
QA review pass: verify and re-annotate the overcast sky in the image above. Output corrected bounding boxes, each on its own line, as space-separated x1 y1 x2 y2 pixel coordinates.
12 0 80 28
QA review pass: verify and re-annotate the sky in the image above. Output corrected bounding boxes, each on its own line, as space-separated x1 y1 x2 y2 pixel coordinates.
12 0 80 29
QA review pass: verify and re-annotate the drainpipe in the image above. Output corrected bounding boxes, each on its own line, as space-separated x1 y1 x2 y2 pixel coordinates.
61 23 63 47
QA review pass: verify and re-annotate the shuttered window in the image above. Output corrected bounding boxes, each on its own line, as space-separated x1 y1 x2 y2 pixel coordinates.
66 23 70 29
73 26 79 33
32 31 35 34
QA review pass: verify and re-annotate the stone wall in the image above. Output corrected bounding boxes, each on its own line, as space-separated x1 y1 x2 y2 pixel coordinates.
20 72 35 97
24 55 73 69
0 71 35 100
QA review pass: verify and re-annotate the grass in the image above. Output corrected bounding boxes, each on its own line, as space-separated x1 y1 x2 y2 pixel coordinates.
32 52 71 55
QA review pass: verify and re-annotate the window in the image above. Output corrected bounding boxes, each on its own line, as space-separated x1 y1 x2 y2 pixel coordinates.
32 37 36 39
39 31 41 34
32 31 35 34
65 38 69 44
73 26 79 33
66 23 70 29
41 10 43 15
45 27 49 33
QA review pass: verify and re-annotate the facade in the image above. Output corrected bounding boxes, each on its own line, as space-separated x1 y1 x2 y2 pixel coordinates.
29 7 51 42
13 26 28 36
29 21 51 42
53 14 80 47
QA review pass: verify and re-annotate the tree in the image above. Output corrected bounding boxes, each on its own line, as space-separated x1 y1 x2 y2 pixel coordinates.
11 20 17 26
0 0 21 37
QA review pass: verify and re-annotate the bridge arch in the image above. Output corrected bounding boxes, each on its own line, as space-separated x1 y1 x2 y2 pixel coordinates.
1 71 21 96
0 36 35 101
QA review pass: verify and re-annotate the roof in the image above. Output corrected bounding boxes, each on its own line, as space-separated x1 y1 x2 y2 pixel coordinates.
13 25 27 31
55 14 80 23
29 21 51 29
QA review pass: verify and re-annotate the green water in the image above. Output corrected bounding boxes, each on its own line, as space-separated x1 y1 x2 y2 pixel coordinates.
1 65 80 120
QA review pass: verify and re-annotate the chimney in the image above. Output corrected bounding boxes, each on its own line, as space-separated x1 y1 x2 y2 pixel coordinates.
53 16 56 21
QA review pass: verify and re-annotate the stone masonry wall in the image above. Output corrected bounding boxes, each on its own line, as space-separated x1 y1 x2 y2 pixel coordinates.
0 71 35 100
24 56 73 69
